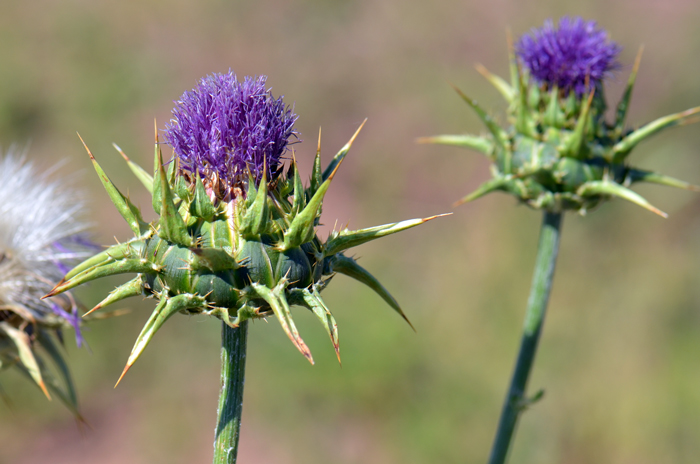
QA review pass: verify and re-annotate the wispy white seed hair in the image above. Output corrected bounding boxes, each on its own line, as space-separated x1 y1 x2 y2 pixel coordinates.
0 149 94 344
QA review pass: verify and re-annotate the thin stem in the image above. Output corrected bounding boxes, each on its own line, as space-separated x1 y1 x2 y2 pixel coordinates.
487 211 563 464
213 320 249 464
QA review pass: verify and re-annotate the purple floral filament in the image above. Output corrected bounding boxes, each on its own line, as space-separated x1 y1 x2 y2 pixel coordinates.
516 17 622 96
164 71 298 190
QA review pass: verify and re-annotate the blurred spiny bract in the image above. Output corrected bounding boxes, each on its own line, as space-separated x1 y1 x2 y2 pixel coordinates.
421 16 700 215
0 152 94 416
47 72 441 381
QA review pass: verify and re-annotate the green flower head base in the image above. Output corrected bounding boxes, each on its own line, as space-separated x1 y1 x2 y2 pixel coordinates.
46 74 443 384
420 17 700 216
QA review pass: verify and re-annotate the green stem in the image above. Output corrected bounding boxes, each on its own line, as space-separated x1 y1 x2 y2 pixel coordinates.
487 211 563 464
213 320 249 464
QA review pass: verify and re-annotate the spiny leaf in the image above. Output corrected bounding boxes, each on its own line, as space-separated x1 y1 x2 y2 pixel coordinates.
450 84 509 150
309 128 323 198
455 176 513 206
513 61 536 137
116 293 208 386
64 239 146 281
476 63 514 102
563 90 595 158
12 361 84 421
83 276 144 317
291 156 305 215
240 169 269 237
46 259 160 298
322 119 366 181
152 140 162 213
157 147 193 247
613 106 700 160
0 322 49 399
577 180 667 217
291 287 340 364
113 143 154 194
252 282 313 364
506 28 518 91
626 168 700 191
283 165 337 250
416 134 493 155
544 86 561 127
615 46 644 131
78 134 148 236
323 214 448 257
36 330 77 411
330 255 413 330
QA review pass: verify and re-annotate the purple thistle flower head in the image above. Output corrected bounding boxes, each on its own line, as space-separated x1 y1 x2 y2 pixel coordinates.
164 71 298 190
516 17 622 96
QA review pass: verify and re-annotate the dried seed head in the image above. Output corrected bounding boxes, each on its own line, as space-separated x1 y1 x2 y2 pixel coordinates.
0 151 94 344
0 150 94 414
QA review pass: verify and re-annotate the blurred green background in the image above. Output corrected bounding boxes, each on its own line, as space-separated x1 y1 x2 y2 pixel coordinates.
2 1 700 463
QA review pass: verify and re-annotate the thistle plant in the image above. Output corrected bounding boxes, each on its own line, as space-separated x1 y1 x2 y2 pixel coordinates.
46 71 442 463
420 17 699 464
0 151 94 417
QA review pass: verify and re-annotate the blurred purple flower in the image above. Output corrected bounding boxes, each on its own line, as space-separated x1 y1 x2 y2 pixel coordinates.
516 17 622 96
164 71 298 188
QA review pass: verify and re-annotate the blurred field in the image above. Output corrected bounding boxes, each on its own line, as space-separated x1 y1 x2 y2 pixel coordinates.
1 1 700 463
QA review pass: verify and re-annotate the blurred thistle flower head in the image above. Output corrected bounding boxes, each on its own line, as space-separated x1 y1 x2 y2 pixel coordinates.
516 16 622 96
0 150 94 412
421 17 700 215
164 71 298 197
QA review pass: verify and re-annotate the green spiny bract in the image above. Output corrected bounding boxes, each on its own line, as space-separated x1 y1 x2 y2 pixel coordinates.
47 124 441 382
420 46 700 216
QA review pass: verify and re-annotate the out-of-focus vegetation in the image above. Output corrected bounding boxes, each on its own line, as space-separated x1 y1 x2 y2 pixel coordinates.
1 1 700 463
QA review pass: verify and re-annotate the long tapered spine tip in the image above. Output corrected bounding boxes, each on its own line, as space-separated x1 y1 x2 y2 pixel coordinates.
453 197 471 207
448 82 467 100
422 212 452 222
38 380 51 400
113 143 130 162
42 279 65 299
633 46 644 74
114 364 131 388
76 133 95 161
350 119 368 144
505 27 513 50
326 120 366 182
679 106 700 120
333 338 342 365
317 126 322 153
649 207 668 219
82 303 103 318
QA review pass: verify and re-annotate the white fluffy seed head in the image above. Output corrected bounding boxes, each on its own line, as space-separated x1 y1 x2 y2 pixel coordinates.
0 149 93 338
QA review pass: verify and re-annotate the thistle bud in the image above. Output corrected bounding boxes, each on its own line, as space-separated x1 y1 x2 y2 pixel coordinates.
48 71 444 382
0 151 94 416
421 16 700 215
